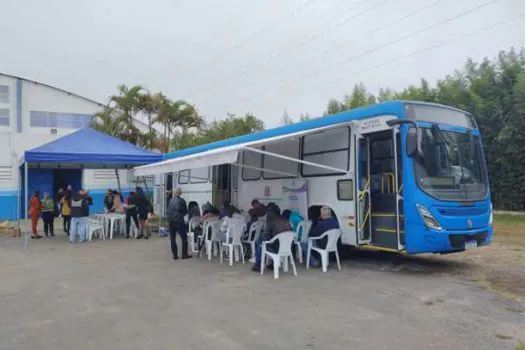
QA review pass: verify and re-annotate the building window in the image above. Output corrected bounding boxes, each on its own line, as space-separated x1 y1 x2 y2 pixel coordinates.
0 85 8 103
0 109 9 126
30 111 93 129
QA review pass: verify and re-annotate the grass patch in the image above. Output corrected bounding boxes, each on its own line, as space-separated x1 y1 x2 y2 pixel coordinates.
495 334 513 340
516 340 525 350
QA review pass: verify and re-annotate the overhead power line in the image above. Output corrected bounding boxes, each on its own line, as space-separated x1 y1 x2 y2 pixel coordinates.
240 0 446 89
257 12 525 108
162 0 320 78
240 0 502 102
194 0 387 95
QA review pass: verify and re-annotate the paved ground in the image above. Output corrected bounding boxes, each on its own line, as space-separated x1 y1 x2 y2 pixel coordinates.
0 233 523 350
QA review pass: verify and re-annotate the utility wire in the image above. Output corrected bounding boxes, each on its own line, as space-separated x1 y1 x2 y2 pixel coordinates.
193 0 387 95
240 0 502 102
240 0 446 89
162 0 320 79
257 12 525 108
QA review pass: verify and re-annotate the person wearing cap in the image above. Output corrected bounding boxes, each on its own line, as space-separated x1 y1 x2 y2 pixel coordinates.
167 187 191 260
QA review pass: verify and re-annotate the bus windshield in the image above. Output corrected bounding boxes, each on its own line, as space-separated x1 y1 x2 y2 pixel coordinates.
411 126 488 201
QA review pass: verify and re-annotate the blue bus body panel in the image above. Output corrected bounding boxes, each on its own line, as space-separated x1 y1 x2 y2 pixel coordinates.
401 120 492 254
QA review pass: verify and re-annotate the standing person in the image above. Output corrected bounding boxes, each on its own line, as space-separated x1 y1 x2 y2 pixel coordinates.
110 191 124 213
70 190 89 243
125 191 139 239
167 187 191 260
55 188 64 215
135 187 152 240
60 191 72 235
83 190 93 215
104 189 114 212
28 191 43 239
42 192 55 237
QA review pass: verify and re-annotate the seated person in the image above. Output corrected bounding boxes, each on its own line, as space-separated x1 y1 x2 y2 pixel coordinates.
219 200 230 219
194 203 220 244
200 202 220 224
282 209 304 235
252 203 291 272
247 199 267 232
217 205 245 243
301 206 339 267
188 201 201 221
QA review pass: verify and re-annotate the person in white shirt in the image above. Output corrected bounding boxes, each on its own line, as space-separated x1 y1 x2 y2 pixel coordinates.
218 205 246 243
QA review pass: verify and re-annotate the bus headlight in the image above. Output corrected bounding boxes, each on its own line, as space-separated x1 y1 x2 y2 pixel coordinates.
489 203 493 225
416 204 443 231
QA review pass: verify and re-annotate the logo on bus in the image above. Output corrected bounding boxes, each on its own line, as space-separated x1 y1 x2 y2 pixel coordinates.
467 219 473 229
264 185 270 197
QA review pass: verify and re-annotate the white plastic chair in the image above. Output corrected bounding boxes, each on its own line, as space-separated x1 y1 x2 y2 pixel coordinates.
306 228 342 272
187 217 200 253
220 223 246 266
294 220 312 264
87 218 104 241
242 221 264 261
261 231 297 279
200 220 221 260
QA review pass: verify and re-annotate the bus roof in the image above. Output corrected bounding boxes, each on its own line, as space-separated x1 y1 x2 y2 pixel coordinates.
164 101 406 161
134 101 468 176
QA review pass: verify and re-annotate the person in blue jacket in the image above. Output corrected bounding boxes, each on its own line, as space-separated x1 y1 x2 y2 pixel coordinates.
282 209 303 234
302 206 339 267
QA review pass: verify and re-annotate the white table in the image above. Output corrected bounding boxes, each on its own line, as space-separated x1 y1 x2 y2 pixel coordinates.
97 213 125 239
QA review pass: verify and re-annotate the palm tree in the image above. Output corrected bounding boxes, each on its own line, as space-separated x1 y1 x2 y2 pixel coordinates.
91 107 123 137
137 91 159 150
166 100 203 137
109 84 143 145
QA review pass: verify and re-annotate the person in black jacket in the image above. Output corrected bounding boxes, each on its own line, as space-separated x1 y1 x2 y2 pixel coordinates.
69 190 89 243
125 191 139 239
166 187 190 260
135 187 152 239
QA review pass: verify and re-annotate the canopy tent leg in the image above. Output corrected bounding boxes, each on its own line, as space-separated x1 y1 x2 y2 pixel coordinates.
114 169 122 194
24 162 28 249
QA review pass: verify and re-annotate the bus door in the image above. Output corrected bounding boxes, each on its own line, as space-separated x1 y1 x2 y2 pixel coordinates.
393 129 404 250
354 134 371 244
212 164 232 208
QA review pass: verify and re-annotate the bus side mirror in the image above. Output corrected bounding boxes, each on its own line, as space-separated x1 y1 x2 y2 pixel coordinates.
406 132 417 157
387 119 418 157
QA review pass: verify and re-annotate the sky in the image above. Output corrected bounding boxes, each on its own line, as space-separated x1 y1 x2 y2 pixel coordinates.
1 0 524 127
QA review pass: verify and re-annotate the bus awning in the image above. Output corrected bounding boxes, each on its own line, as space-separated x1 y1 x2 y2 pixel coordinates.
133 122 351 177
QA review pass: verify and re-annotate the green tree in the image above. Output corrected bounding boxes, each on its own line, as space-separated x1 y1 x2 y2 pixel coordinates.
280 109 294 125
91 107 123 137
171 113 265 150
108 84 143 145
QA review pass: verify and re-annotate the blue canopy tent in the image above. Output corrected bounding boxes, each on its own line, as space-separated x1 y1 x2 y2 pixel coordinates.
19 128 162 245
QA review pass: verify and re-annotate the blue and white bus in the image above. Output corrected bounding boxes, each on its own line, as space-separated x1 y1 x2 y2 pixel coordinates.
136 101 493 255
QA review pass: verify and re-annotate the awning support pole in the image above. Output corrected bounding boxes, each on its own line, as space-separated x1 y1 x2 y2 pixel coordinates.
24 162 28 249
243 147 350 174
115 169 122 194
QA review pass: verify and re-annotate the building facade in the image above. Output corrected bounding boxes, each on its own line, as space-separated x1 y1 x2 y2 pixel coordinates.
0 73 150 221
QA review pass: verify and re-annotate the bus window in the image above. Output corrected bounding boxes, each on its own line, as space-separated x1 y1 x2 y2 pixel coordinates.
242 148 262 181
301 127 350 176
190 167 209 184
263 137 299 179
178 170 190 184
